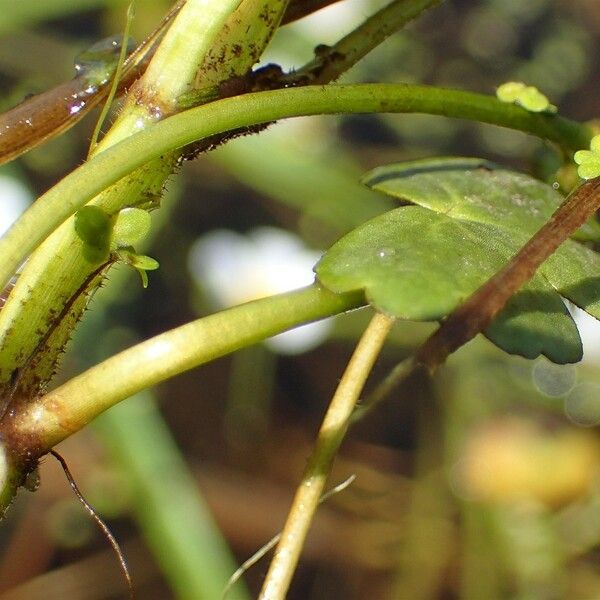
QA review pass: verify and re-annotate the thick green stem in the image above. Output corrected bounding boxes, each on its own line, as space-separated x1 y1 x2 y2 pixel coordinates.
0 83 590 291
97 0 243 148
0 0 280 396
259 312 395 600
8 284 364 452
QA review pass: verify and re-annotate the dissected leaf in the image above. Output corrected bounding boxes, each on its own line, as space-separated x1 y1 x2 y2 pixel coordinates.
317 158 600 363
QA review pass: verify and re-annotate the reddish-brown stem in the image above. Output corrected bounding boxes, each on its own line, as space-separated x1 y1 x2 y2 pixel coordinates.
415 177 600 371
282 0 343 24
50 450 134 599
0 1 186 166
0 0 346 166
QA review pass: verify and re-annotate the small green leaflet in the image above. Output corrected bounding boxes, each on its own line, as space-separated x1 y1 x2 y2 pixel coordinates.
496 81 557 114
113 207 152 248
74 205 113 264
74 205 158 287
316 158 600 364
574 134 600 180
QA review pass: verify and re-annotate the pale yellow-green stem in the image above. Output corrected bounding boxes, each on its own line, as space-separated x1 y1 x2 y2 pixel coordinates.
97 0 243 149
259 312 395 600
9 284 364 452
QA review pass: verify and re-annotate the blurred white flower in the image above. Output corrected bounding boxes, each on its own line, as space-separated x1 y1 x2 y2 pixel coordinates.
262 0 388 70
0 173 31 236
291 0 380 42
188 227 331 354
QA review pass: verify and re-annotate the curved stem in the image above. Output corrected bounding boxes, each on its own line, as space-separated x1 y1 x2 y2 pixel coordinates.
284 0 444 86
258 312 395 600
0 83 591 290
7 284 364 452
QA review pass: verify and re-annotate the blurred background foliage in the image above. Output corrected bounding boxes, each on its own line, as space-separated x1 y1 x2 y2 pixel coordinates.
0 0 599 598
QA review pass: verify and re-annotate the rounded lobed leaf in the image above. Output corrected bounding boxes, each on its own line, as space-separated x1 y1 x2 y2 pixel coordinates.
316 158 600 363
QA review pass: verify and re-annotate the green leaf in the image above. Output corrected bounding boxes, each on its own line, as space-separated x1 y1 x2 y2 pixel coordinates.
115 248 160 289
361 158 557 234
112 207 152 248
74 205 112 264
496 81 557 114
574 135 600 180
317 158 600 363
496 81 527 104
517 86 556 114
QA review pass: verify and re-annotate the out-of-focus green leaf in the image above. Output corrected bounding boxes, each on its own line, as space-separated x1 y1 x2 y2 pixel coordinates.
0 0 125 33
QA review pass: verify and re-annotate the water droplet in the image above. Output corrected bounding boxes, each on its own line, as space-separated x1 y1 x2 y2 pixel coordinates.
532 360 577 397
564 383 600 426
552 181 560 190
149 105 163 121
74 35 136 87
376 247 396 260
69 101 86 115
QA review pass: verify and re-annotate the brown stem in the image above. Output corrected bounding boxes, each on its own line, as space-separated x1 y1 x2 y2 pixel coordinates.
50 450 134 600
353 177 600 417
282 0 344 24
0 0 185 166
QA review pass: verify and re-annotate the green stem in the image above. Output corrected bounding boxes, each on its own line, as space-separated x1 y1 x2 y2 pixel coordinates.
0 83 590 290
0 0 285 393
96 0 243 148
258 312 395 600
10 284 364 451
285 0 444 85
